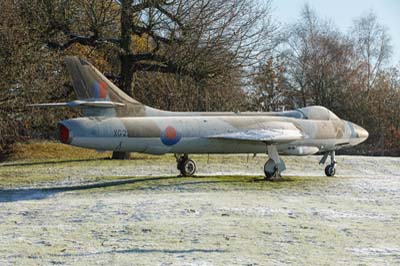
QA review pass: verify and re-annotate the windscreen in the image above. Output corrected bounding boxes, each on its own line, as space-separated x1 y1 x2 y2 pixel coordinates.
298 106 340 120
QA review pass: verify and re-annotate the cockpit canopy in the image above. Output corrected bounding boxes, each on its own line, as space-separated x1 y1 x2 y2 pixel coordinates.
298 106 340 120
277 106 340 120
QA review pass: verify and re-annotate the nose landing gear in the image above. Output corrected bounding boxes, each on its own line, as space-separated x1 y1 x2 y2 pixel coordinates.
320 150 337 177
175 154 197 177
325 163 336 176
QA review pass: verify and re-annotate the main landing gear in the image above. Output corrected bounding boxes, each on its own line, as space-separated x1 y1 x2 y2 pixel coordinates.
175 154 197 177
319 150 337 177
264 145 286 181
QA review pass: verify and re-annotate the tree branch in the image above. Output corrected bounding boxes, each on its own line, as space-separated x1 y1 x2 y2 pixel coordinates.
127 52 170 63
155 4 183 28
47 35 120 50
131 24 173 45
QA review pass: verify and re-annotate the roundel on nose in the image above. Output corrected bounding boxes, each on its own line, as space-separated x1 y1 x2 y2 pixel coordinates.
161 126 181 146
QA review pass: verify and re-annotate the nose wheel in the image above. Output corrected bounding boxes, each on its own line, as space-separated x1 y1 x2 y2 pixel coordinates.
320 151 337 177
325 163 336 176
176 154 197 177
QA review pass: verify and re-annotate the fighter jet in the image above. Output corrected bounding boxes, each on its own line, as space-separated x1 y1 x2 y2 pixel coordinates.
32 57 369 179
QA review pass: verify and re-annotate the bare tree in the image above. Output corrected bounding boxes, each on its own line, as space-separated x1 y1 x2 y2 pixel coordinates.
282 5 361 112
0 0 78 153
249 57 289 111
19 0 275 94
351 11 392 93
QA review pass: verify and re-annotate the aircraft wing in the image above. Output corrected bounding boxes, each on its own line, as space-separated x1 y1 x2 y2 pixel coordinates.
209 128 304 143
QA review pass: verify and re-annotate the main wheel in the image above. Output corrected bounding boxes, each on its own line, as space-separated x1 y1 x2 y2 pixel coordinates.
264 159 277 180
264 170 276 180
180 159 196 177
176 155 188 171
325 164 336 177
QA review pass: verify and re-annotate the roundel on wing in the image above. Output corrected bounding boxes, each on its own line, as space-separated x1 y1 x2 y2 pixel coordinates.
161 126 182 146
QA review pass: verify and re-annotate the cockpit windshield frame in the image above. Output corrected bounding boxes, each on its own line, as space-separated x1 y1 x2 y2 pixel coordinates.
296 106 340 121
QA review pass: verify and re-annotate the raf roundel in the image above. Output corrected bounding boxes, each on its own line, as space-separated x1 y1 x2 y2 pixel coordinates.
93 81 107 99
161 126 182 146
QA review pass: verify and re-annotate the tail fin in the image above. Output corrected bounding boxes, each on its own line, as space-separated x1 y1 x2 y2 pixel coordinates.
29 56 165 117
64 56 157 117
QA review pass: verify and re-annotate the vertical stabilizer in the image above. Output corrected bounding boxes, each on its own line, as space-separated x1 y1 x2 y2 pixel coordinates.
65 56 157 117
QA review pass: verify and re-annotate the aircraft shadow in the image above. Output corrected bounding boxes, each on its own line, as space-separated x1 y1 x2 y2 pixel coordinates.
0 189 60 202
0 176 179 203
0 158 108 168
0 175 302 203
56 248 225 258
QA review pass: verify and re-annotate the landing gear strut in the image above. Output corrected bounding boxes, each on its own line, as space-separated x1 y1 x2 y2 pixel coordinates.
320 150 336 177
175 154 196 177
264 145 286 181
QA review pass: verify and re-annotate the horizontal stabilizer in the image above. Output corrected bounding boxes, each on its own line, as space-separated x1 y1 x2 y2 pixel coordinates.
28 100 125 108
210 129 304 143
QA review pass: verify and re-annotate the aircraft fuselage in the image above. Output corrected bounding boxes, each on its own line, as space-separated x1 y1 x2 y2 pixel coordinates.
59 115 368 156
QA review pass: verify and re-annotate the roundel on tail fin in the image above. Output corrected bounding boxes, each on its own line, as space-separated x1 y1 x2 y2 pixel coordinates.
93 81 107 99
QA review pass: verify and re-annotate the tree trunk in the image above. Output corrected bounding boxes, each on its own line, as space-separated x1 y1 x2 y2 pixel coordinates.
112 151 131 160
113 0 133 160
120 0 134 96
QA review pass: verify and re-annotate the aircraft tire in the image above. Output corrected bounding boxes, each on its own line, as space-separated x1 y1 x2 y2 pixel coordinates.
264 159 277 180
176 155 188 171
180 159 196 177
264 171 275 180
325 164 336 177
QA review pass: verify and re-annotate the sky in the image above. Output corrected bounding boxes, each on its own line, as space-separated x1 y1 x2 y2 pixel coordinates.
269 0 400 65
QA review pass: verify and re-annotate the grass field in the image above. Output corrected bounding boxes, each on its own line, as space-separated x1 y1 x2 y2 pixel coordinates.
1 141 400 265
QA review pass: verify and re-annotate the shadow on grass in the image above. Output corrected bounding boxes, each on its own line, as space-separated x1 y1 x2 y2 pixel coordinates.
0 176 180 203
99 175 306 194
0 175 316 203
0 155 168 168
0 158 109 168
56 248 226 258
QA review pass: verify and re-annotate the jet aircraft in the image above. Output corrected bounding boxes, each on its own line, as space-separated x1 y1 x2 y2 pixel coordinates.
32 57 369 179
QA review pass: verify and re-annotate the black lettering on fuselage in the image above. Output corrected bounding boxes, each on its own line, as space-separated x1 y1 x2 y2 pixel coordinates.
114 129 128 137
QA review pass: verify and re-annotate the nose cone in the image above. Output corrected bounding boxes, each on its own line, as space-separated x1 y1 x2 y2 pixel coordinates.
354 124 369 143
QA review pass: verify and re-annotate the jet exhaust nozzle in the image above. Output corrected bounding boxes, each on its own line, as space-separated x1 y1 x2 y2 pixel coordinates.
58 123 72 144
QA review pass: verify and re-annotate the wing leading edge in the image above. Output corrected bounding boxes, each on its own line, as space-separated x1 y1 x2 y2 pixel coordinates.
209 128 304 144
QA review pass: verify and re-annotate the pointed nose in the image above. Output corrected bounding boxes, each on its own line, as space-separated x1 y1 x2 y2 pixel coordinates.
354 124 369 142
